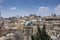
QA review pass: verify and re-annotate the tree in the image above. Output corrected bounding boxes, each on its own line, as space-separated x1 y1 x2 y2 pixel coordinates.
41 24 51 40
31 25 42 40
31 35 34 40
34 25 42 40
31 24 51 40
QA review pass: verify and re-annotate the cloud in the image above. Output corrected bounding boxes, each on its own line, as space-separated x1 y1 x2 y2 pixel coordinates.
10 7 16 10
54 5 60 14
38 7 51 14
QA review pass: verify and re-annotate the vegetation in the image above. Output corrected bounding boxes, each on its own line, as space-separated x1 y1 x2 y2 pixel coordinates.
31 24 51 40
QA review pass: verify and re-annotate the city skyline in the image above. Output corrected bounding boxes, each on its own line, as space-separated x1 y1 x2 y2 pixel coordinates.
0 0 60 18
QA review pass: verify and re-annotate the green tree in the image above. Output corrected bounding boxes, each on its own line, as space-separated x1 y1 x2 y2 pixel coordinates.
34 25 42 40
31 35 34 40
31 25 42 40
41 24 51 40
31 24 51 40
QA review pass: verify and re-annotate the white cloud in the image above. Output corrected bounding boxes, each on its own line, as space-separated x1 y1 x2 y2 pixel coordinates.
54 5 60 14
10 7 16 10
38 7 51 14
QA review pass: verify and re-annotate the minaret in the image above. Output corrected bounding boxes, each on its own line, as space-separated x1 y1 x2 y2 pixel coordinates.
17 14 19 18
0 11 1 17
17 14 19 24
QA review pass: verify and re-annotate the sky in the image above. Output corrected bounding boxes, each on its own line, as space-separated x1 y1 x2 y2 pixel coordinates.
0 0 60 18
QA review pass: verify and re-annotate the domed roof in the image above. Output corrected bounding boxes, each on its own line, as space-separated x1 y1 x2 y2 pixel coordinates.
25 21 31 27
